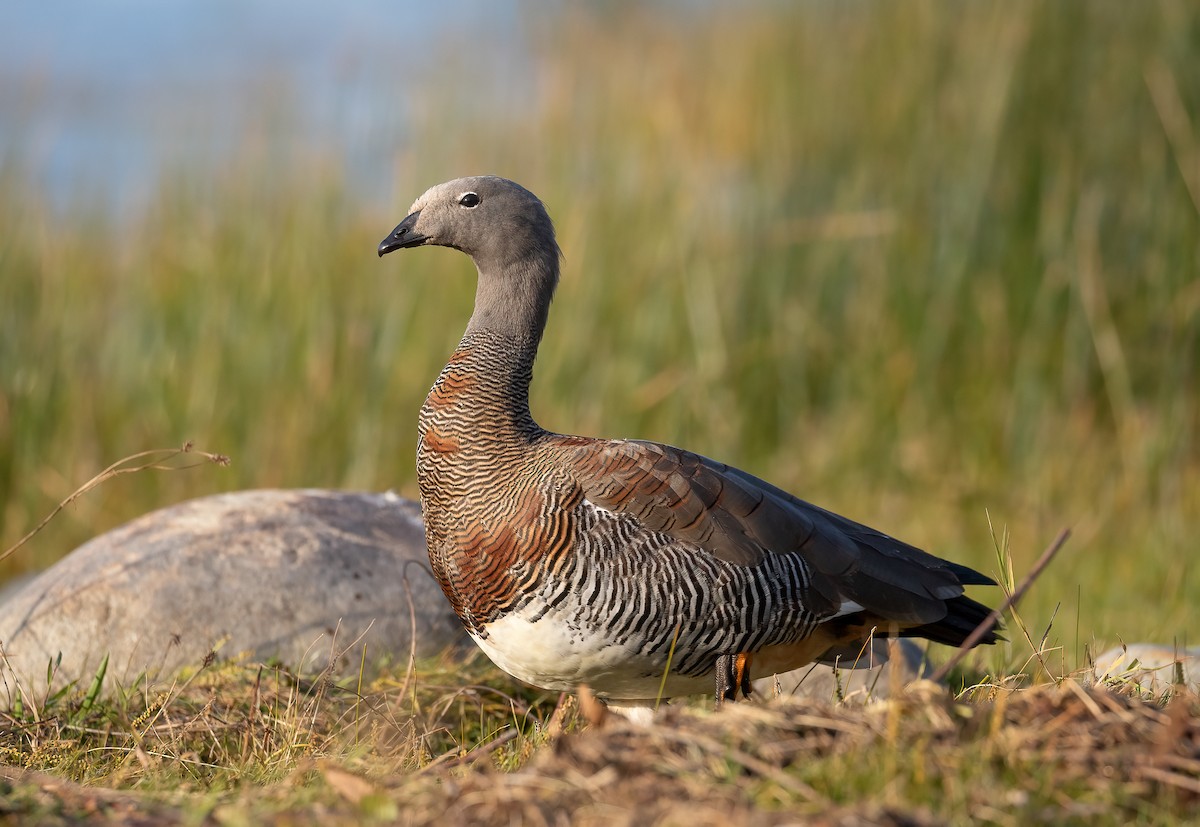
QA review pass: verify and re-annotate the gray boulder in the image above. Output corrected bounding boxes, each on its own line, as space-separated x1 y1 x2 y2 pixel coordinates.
754 638 932 703
1092 643 1200 694
0 489 464 704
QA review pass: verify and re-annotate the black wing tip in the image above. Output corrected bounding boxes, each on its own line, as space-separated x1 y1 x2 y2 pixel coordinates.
946 560 998 587
901 594 1004 648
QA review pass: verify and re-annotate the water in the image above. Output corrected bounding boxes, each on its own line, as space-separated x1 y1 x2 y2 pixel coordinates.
0 0 523 216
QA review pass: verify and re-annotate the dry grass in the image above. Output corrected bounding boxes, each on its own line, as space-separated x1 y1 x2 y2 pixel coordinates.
0 652 1196 825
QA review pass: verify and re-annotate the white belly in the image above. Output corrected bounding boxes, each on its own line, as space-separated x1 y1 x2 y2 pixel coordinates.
471 604 712 701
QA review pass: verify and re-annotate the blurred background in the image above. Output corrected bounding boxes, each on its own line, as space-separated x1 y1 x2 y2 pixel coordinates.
1 1 1196 664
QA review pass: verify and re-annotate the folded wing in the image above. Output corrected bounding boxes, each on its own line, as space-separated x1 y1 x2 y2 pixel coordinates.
566 437 996 632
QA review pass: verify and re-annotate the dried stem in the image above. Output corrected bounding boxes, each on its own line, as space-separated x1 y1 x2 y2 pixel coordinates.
0 442 230 565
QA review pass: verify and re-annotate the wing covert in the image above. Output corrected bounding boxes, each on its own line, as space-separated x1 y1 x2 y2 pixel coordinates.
562 437 991 626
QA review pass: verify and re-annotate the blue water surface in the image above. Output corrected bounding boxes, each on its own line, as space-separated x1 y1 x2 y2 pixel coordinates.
0 1 523 215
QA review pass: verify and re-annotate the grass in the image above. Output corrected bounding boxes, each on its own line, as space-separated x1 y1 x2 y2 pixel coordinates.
0 0 1198 822
0 645 1196 825
0 649 568 823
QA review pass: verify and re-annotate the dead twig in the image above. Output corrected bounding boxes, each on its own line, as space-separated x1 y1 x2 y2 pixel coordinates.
421 727 520 774
0 442 230 565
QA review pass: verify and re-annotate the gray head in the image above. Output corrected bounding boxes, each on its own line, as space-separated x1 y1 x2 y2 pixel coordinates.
378 176 560 268
378 176 562 340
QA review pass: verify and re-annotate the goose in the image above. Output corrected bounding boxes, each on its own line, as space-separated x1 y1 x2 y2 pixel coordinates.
377 175 998 709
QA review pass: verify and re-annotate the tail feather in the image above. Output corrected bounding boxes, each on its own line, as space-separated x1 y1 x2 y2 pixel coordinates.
899 594 1002 648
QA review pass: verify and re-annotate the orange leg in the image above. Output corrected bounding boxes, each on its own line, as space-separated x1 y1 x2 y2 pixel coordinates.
734 652 754 699
714 652 755 709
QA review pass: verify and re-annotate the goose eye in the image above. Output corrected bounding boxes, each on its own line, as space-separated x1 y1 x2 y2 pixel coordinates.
458 192 480 208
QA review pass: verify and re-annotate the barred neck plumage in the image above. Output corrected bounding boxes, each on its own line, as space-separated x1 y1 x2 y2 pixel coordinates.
432 329 543 442
436 238 559 440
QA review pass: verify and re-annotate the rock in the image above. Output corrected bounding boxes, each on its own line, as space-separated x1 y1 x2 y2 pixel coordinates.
0 574 36 608
0 489 464 704
1092 644 1200 694
754 639 932 702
